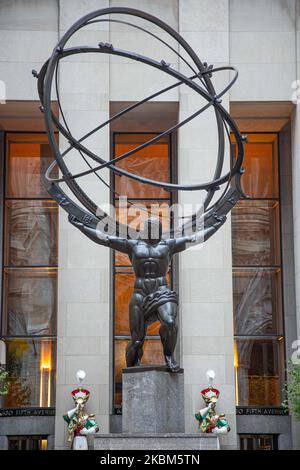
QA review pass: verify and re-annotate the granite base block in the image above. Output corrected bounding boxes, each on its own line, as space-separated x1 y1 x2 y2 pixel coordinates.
122 366 184 434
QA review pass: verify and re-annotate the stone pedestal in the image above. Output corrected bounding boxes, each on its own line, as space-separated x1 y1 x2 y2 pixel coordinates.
92 365 220 450
122 366 184 434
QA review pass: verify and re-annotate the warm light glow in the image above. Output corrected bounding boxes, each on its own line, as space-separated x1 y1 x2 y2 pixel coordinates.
234 341 239 406
40 341 52 370
39 342 52 407
234 341 239 369
41 439 48 451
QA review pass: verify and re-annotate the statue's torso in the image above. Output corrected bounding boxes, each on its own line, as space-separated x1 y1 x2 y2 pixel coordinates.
129 240 171 280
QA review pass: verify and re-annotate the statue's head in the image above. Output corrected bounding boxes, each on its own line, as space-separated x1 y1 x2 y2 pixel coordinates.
142 218 162 244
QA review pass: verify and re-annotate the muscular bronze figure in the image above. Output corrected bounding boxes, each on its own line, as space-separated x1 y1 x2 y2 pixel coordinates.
68 215 225 372
36 7 245 376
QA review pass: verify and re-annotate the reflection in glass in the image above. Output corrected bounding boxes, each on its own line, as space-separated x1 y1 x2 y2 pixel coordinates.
114 269 134 336
143 338 165 363
4 338 56 408
116 199 171 232
114 339 164 407
3 268 57 336
231 133 284 408
6 134 56 198
115 135 169 199
113 133 172 409
232 200 280 267
233 134 279 198
233 268 282 336
235 338 284 406
115 250 131 267
4 200 58 267
8 436 48 451
240 435 276 451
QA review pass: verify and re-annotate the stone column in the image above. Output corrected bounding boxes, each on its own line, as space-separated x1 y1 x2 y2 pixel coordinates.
291 0 300 451
54 0 111 449
294 0 300 373
178 0 237 449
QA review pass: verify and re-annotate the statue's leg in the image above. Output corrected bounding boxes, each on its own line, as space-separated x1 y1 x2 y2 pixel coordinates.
157 302 180 372
126 293 146 367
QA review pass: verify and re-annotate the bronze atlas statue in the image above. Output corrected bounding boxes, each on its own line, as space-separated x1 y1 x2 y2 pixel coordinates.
35 7 245 373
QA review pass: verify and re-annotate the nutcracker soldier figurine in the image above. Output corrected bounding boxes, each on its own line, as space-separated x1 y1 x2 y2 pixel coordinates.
195 370 230 435
63 370 99 450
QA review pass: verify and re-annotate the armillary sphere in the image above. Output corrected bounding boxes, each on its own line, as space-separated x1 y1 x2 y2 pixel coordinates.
34 7 245 237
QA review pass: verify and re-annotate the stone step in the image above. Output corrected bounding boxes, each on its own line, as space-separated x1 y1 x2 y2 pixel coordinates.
92 433 220 450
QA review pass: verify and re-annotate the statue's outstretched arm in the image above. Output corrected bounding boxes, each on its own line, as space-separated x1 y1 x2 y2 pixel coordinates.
171 216 226 254
68 214 129 254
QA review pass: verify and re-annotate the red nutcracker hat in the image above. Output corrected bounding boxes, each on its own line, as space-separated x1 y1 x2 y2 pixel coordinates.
201 386 220 405
71 387 90 404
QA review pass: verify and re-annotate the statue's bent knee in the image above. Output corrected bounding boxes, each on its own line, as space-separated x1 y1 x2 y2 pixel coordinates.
162 317 176 329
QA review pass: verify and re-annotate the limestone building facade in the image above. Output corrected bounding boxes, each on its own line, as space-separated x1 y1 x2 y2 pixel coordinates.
0 0 299 451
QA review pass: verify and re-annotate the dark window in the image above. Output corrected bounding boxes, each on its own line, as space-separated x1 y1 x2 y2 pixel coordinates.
235 337 284 406
240 434 278 450
4 338 56 408
112 133 174 412
1 133 57 409
232 133 285 407
4 200 57 267
3 268 57 336
8 435 48 450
